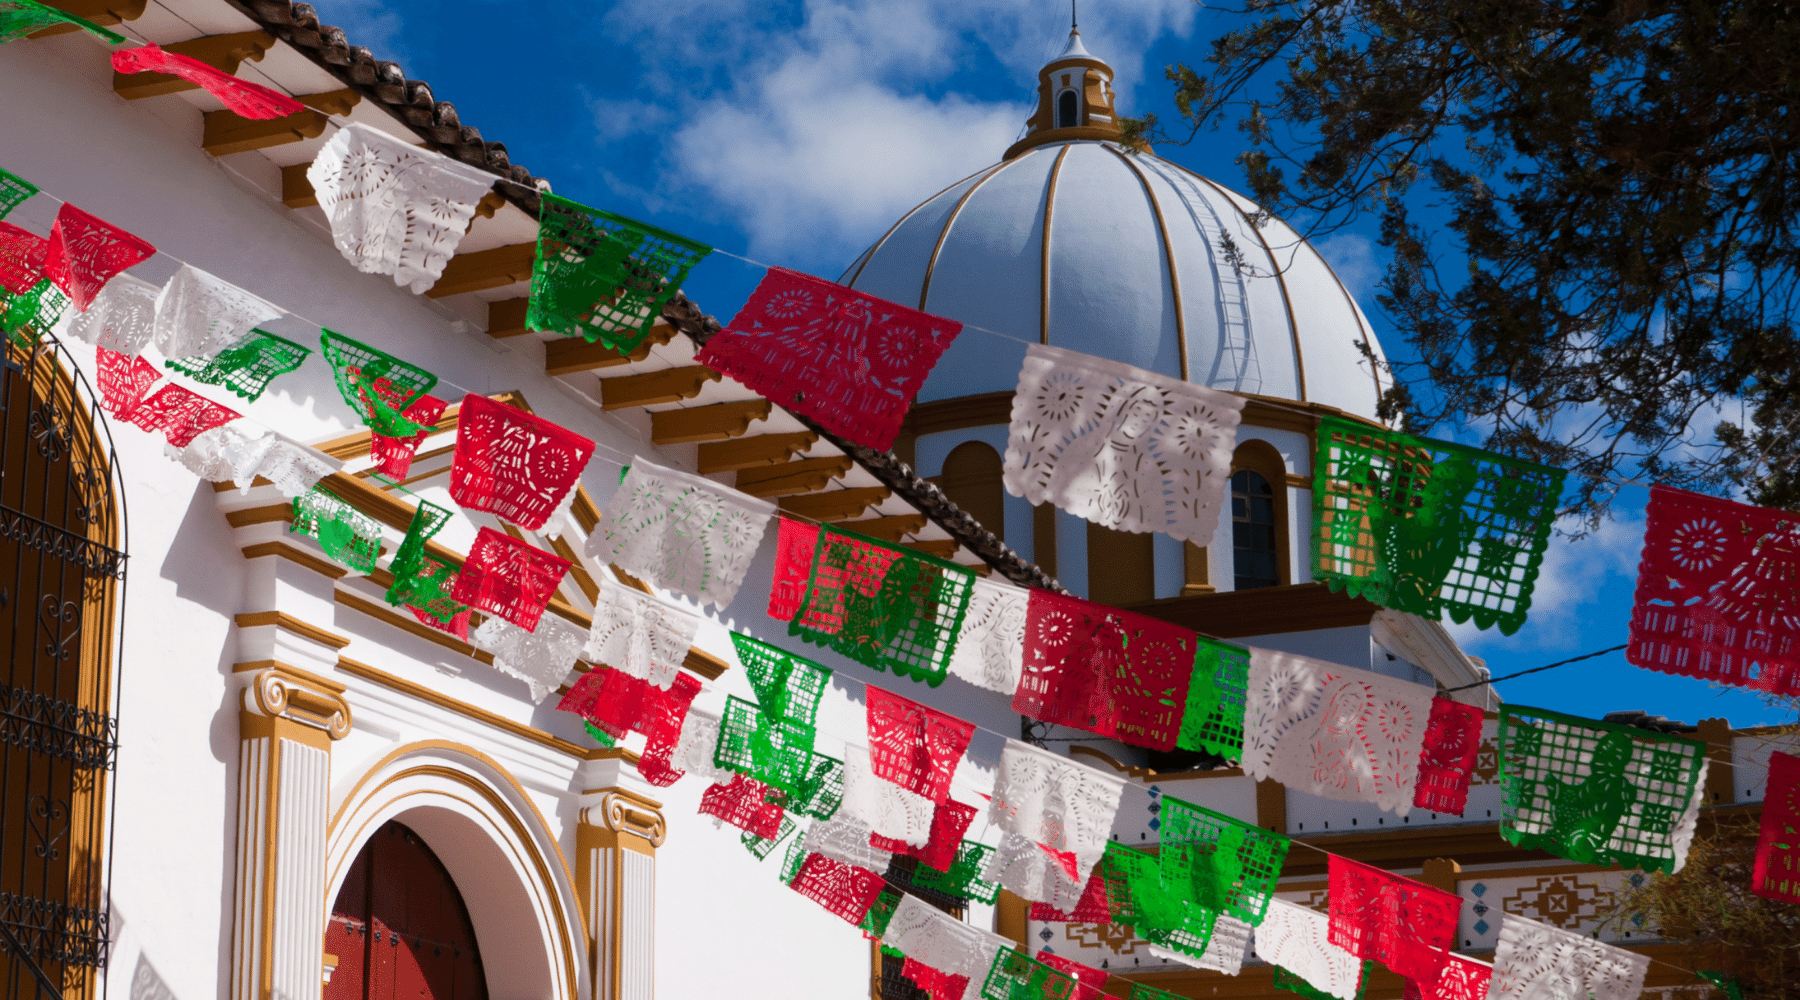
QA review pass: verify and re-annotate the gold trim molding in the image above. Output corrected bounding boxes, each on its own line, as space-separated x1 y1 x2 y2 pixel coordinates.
582 789 667 848
242 662 352 740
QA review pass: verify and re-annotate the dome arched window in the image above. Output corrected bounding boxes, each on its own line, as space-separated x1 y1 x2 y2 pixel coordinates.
1232 469 1280 590
1057 90 1079 128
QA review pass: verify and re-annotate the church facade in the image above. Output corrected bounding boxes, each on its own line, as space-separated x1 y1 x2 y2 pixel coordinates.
0 6 1783 1000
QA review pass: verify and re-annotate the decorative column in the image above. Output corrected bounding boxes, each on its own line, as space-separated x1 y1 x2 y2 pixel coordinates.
232 663 351 1000
576 786 665 1000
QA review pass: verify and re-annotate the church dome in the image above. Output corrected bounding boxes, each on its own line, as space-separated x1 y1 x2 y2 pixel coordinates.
839 32 1390 420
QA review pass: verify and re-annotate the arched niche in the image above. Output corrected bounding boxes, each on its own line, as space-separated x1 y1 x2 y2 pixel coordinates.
327 742 586 1000
1230 437 1292 588
932 440 1006 535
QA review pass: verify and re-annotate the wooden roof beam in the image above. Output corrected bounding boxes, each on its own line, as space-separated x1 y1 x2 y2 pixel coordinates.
203 109 326 156
600 366 720 411
903 538 959 559
426 243 536 298
779 486 890 522
837 513 927 542
650 399 771 445
34 0 145 34
696 431 818 473
114 31 274 101
543 321 675 370
734 455 854 499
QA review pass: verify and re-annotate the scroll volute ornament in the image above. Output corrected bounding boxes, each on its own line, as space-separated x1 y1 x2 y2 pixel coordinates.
585 790 666 848
244 665 352 740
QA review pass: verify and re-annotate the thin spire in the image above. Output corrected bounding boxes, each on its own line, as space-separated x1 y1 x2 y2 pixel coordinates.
1071 0 1078 31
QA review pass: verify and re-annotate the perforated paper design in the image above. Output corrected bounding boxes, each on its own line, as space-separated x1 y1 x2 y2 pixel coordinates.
730 631 830 725
168 422 277 489
1753 750 1800 903
368 393 448 479
1403 955 1493 1000
1497 704 1708 872
769 516 819 621
290 486 380 573
790 851 888 924
449 393 596 530
319 329 439 437
451 526 570 631
0 167 33 219
587 456 775 608
306 122 497 293
1032 953 1106 1000
988 739 1125 888
1488 913 1648 1000
1029 866 1114 923
911 840 999 904
867 685 974 803
979 946 1079 1000
1101 841 1220 959
1158 794 1289 925
112 45 304 119
384 500 461 623
1178 636 1250 759
871 797 978 871
529 193 710 351
1254 899 1365 1000
1150 914 1252 975
1275 963 1369 1000
862 889 904 942
698 774 784 840
902 958 969 1000
985 833 1087 910
887 897 1012 991
96 348 160 419
1628 485 1800 695
715 696 815 793
42 203 153 312
803 814 894 873
1004 344 1243 545
633 673 702 787
152 265 282 361
1016 589 1196 750
792 525 975 686
1242 649 1435 816
0 0 125 41
1313 416 1565 635
696 266 962 450
842 743 933 848
586 575 699 689
471 614 585 703
670 707 736 784
1326 855 1459 983
742 817 796 861
67 273 158 356
947 576 1028 695
2 280 65 345
167 330 309 402
0 221 45 294
1414 698 1484 815
253 439 340 497
125 385 239 448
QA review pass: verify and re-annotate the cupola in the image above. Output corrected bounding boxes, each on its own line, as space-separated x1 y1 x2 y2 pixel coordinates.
1005 28 1119 159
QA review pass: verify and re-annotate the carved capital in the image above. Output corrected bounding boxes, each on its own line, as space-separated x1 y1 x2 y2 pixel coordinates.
243 664 352 741
581 789 666 848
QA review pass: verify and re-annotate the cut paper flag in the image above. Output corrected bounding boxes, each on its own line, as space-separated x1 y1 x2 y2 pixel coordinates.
471 614 586 703
96 348 161 419
946 575 1028 696
979 950 1084 1000
1496 704 1708 873
1242 648 1435 816
528 193 710 352
699 773 784 839
696 266 962 451
909 840 1000 905
319 329 439 437
449 393 596 531
987 738 1126 897
801 813 893 874
741 817 796 861
0 220 46 294
290 486 380 574
1751 749 1799 904
1150 914 1252 976
1101 840 1221 959
1015 588 1196 751
1254 899 1366 1000
1033 952 1108 1000
1403 954 1492 1000
791 524 975 686
2 279 66 345
1030 866 1115 923
989 833 1088 911
714 695 816 794
787 849 888 925
884 895 1014 992
369 393 448 479
306 122 498 294
779 750 846 821
0 167 34 219
1326 855 1459 984
451 526 570 631
1628 485 1800 696
587 456 775 609
1312 416 1565 635
632 672 703 787
1158 794 1289 926
586 575 700 689
870 797 977 872
1414 698 1484 815
841 743 934 848
384 500 464 624
1177 635 1251 759
66 273 159 356
152 265 282 361
1487 913 1648 1000
730 632 830 727
866 684 974 803
559 666 649 740
1004 343 1244 546
167 330 310 402
240 436 341 498
1276 963 1370 1000
668 707 736 785
111 45 304 119
0 1 125 44
901 958 968 1000
165 422 277 490
124 384 239 448
42 203 154 312
767 516 818 621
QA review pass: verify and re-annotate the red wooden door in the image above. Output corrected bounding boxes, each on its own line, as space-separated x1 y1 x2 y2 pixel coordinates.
325 822 488 1000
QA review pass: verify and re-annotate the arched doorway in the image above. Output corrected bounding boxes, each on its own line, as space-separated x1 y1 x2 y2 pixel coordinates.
324 821 487 1000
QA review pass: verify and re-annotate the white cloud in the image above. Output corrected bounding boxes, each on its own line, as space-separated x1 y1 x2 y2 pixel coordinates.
306 0 410 64
1316 232 1379 303
1451 511 1647 658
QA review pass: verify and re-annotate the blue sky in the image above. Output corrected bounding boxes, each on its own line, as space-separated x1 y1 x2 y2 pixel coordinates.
306 0 1789 728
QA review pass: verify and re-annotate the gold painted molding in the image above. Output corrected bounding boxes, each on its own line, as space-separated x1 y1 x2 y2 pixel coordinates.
235 609 351 649
240 541 348 580
242 662 352 742
582 789 667 848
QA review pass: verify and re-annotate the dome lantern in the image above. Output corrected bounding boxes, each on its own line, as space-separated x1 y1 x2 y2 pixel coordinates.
1006 28 1120 159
